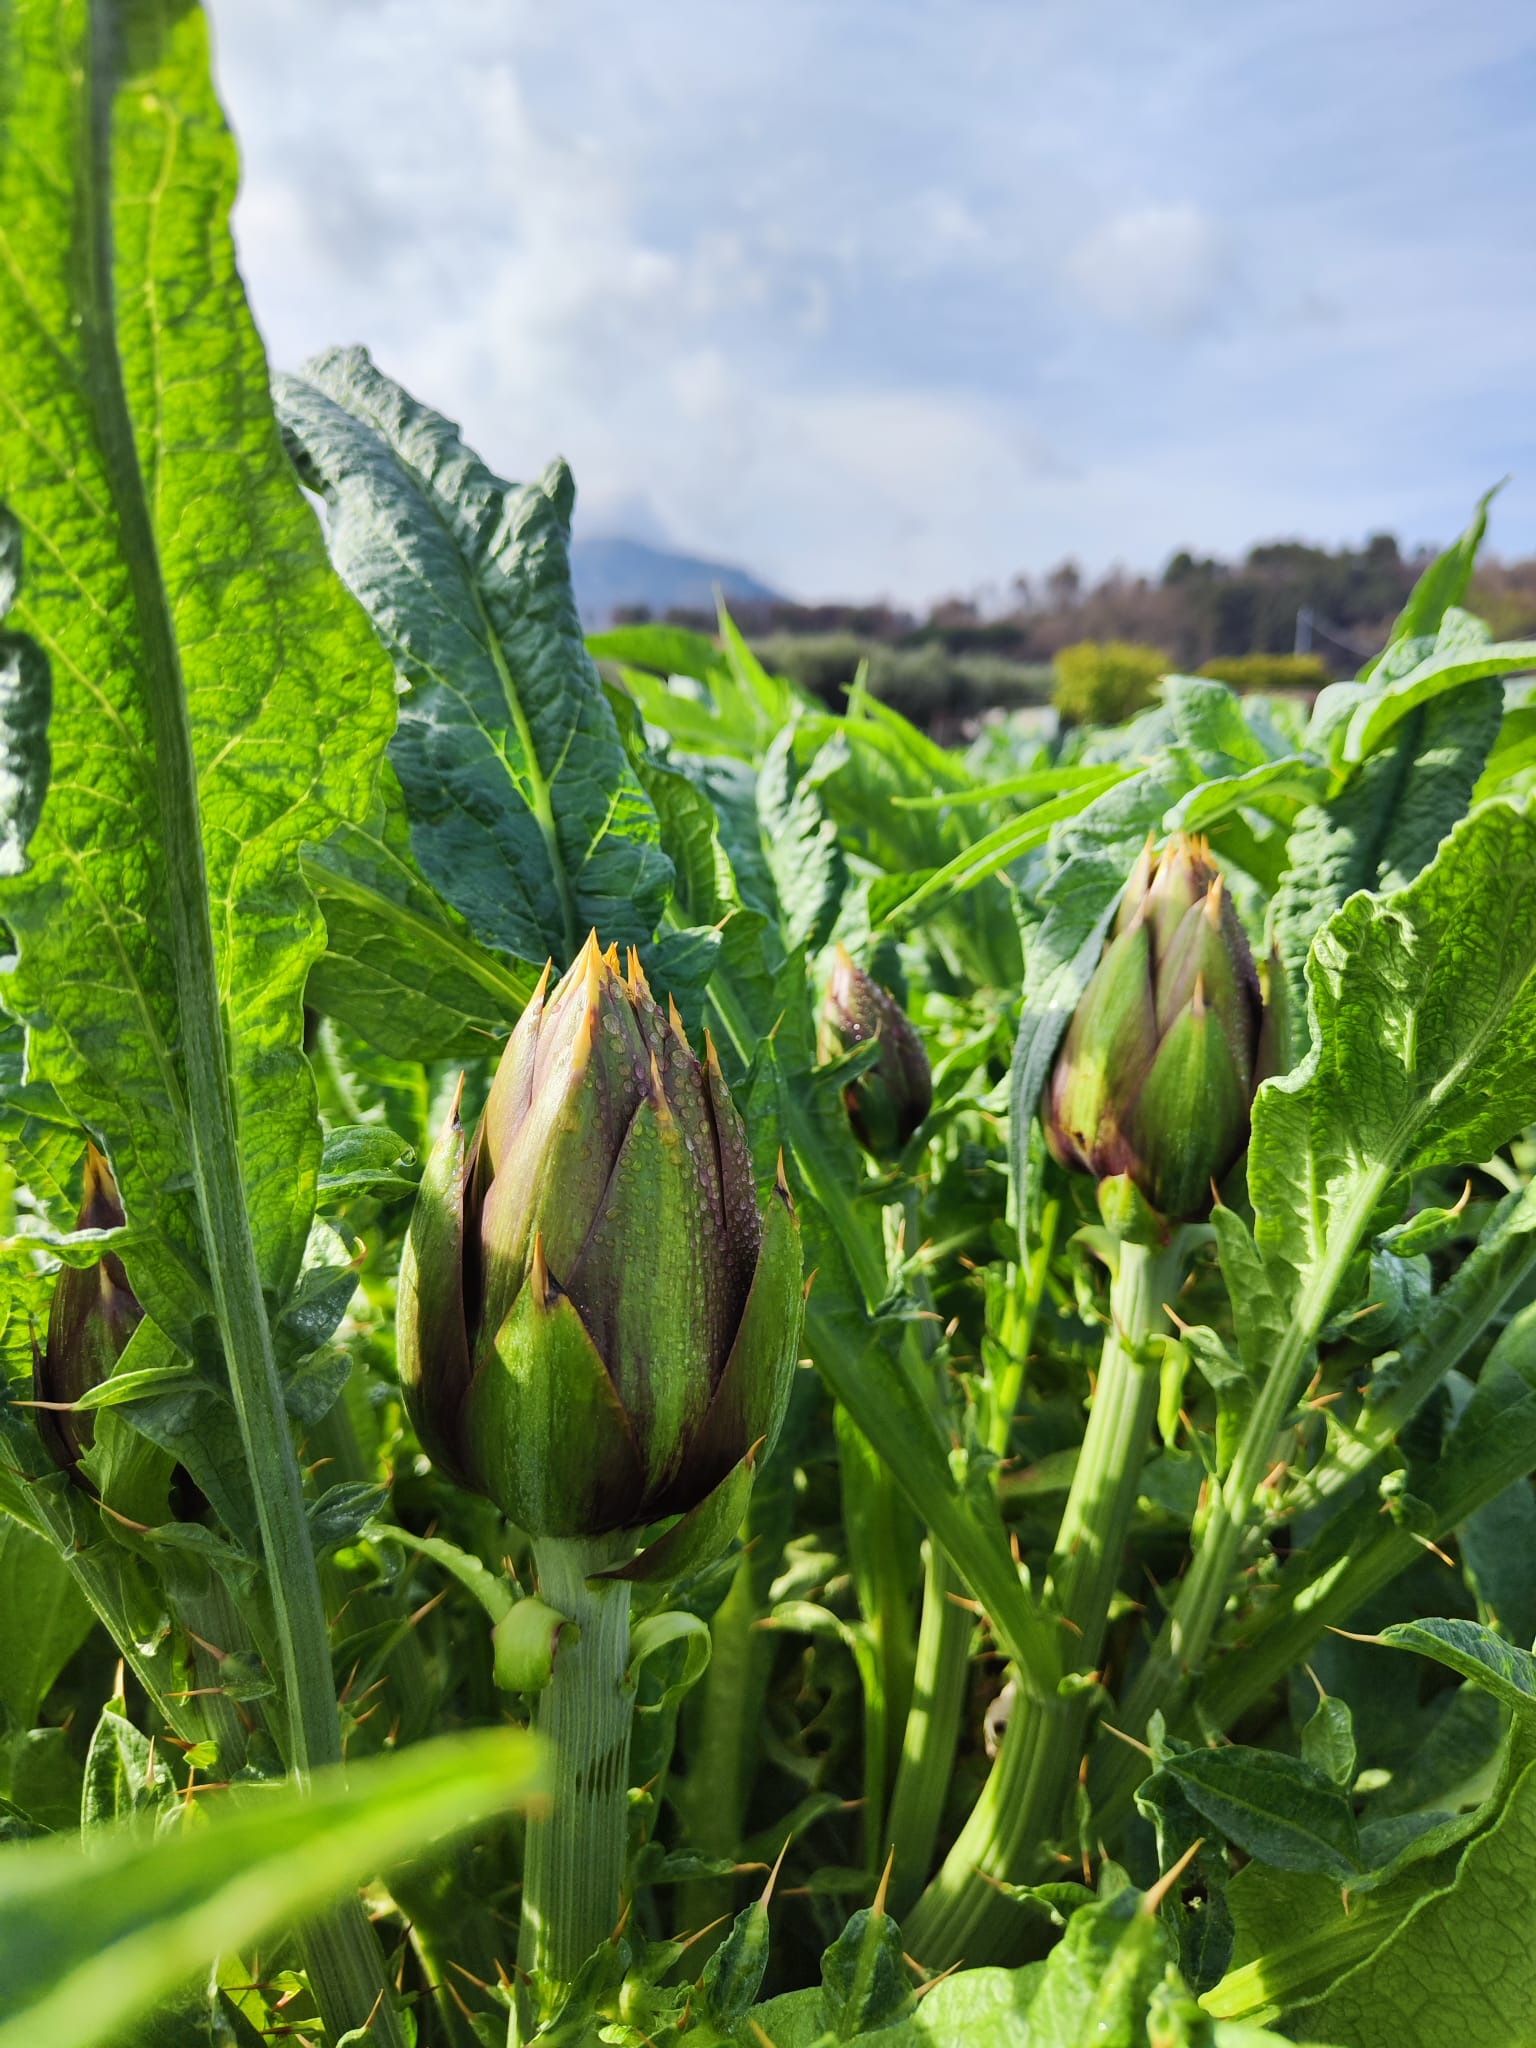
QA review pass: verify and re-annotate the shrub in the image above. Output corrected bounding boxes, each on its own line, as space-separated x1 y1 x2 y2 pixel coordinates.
1196 651 1332 694
1051 640 1169 725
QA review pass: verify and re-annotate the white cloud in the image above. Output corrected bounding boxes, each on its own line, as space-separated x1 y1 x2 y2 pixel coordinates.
1065 203 1234 338
208 0 1536 602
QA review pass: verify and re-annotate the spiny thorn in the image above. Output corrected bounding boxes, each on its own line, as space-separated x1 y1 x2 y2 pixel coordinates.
872 1844 896 1917
760 1832 792 1907
1143 1836 1203 1914
675 1912 730 1955
913 1960 963 2000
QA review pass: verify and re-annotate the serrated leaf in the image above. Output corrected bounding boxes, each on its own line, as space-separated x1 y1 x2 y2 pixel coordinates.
302 765 537 1062
80 1705 175 1832
278 346 670 967
307 1482 388 1557
1272 665 1504 1054
699 1897 772 2026
1252 799 1536 1321
1160 1748 1362 1880
0 2 397 1342
1377 1617 1536 1720
819 1904 915 2039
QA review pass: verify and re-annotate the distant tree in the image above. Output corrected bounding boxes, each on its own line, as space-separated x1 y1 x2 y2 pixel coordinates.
1052 640 1168 726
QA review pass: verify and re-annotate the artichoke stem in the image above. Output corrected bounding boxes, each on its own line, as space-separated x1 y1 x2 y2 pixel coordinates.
906 1232 1185 1968
516 1532 637 2005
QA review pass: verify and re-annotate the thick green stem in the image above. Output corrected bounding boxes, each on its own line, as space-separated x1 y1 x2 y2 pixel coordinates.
677 1542 770 1944
518 1535 636 2000
885 1540 971 1912
1085 1177 1389 1836
837 1397 917 1847
906 1236 1181 1967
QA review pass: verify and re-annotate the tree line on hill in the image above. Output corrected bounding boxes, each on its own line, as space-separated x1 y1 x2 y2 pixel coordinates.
612 533 1536 730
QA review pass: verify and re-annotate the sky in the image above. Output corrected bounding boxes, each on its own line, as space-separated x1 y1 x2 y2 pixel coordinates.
209 1 1536 607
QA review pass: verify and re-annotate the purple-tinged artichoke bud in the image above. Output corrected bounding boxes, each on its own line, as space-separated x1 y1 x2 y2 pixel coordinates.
398 934 803 1541
38 1145 141 1480
1043 834 1263 1222
819 946 933 1159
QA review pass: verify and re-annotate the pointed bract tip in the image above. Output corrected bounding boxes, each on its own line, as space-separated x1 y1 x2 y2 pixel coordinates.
532 958 554 1005
1204 870 1225 921
625 945 650 997
760 1831 792 1907
704 1028 725 1085
774 1148 794 1211
668 991 687 1039
872 1843 897 1917
82 1141 116 1205
1191 971 1207 1017
449 1070 467 1125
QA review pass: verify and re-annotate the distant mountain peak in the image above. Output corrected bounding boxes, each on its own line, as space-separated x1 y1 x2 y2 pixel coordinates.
571 533 782 626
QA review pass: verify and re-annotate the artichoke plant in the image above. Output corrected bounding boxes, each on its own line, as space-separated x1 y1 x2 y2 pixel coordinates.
399 933 802 1543
1043 834 1264 1221
820 945 933 1159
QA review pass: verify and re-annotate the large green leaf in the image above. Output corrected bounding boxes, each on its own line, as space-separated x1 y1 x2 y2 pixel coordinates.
1252 796 1536 1315
277 345 671 968
0 0 396 1338
303 764 537 1061
0 1726 543 2048
0 1521 94 1731
1298 1750 1536 2048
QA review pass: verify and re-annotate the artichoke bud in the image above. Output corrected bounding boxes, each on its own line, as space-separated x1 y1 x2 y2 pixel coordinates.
398 933 803 1543
819 945 933 1159
1043 835 1263 1222
39 1145 141 1479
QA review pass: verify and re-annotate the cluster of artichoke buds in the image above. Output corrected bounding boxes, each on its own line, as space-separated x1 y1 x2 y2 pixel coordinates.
38 1145 141 1482
819 946 933 1160
1043 833 1268 1222
399 934 803 1548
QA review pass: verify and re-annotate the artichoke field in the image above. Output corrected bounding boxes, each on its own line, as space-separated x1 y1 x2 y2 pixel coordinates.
6 13 1536 2048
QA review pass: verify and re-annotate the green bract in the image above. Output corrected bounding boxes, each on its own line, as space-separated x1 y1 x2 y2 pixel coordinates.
820 945 933 1160
1043 833 1265 1221
399 933 803 1539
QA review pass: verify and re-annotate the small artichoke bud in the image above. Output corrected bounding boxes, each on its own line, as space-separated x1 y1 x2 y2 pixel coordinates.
1043 835 1263 1222
398 934 803 1542
39 1145 141 1479
819 946 933 1159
